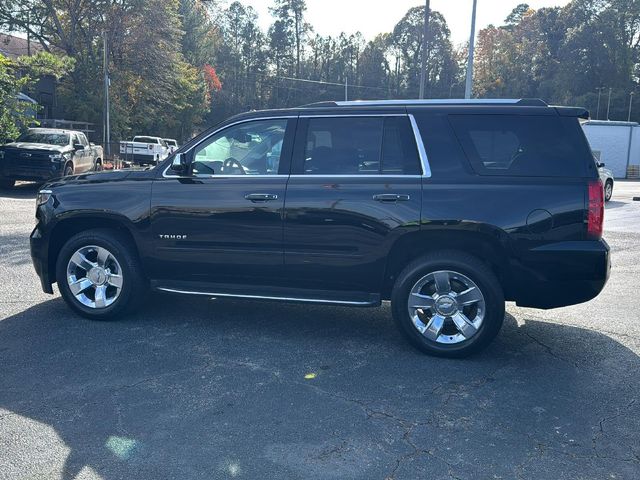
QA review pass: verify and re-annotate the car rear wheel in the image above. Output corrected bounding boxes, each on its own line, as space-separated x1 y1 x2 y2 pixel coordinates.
604 179 613 202
391 251 505 358
56 229 147 320
95 160 103 172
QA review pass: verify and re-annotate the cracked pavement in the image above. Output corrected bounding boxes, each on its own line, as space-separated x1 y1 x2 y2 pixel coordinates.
1 182 640 479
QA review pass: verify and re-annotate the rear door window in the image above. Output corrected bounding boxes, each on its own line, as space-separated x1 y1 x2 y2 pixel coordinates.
302 116 420 175
449 114 586 177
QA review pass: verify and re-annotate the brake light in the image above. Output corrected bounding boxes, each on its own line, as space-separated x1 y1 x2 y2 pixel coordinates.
587 179 604 239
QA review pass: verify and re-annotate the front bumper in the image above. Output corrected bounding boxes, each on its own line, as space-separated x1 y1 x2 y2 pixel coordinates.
1 161 64 182
30 223 54 294
510 239 611 309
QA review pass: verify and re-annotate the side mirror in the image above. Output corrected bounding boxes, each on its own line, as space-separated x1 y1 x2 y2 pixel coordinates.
597 162 605 168
169 153 189 174
73 143 84 151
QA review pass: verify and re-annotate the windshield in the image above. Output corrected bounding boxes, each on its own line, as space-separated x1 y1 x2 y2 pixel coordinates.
17 132 70 146
165 140 177 146
133 136 159 144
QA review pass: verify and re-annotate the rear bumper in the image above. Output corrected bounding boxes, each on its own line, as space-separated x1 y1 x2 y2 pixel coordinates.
510 240 610 309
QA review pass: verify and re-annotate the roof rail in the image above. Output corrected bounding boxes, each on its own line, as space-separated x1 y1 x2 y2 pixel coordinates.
300 98 548 108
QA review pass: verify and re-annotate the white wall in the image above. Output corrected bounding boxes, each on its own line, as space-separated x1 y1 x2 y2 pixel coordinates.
582 123 638 178
630 127 640 169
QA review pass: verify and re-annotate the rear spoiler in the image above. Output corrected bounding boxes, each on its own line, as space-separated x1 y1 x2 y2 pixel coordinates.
553 106 590 119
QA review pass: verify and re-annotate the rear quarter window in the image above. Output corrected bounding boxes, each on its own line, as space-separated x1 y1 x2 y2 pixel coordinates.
449 114 589 177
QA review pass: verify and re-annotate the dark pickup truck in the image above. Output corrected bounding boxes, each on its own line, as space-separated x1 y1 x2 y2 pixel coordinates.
0 128 103 188
30 99 610 357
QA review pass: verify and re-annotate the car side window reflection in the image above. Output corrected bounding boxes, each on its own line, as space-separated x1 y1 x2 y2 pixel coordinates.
192 119 287 176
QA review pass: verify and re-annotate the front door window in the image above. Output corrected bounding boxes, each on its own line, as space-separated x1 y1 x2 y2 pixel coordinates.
193 119 288 176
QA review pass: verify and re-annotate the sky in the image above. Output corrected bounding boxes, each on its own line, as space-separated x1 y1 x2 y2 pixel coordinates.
233 0 572 46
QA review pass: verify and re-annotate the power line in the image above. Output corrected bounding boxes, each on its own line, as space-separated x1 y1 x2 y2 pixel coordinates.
246 71 388 92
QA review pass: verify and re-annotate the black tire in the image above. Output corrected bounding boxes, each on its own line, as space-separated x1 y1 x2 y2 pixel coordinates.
0 178 15 189
63 163 74 177
55 228 147 320
94 160 103 172
604 179 613 202
391 251 505 358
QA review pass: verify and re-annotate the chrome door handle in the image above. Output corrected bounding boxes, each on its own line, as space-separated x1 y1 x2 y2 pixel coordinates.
373 194 410 202
245 193 278 202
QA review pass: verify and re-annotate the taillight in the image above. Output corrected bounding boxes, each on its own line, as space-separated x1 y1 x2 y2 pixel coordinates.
587 179 604 239
148 145 153 150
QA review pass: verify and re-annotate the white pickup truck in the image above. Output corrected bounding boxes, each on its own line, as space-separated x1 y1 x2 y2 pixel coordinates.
119 136 169 166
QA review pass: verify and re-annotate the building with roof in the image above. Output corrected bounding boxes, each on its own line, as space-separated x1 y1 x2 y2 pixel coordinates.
0 32 45 59
582 120 640 179
0 33 58 121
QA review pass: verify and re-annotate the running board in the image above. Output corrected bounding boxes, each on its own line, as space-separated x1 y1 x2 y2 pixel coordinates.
153 281 381 307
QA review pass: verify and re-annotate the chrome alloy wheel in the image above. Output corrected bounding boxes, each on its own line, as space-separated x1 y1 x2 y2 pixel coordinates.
66 245 123 309
407 270 486 344
605 181 613 201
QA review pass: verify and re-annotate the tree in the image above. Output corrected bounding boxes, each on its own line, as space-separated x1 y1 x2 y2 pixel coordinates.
392 6 460 98
0 51 73 142
179 0 218 68
0 0 211 142
505 3 531 28
270 0 310 78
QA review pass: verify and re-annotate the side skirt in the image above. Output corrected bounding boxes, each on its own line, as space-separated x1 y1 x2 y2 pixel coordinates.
151 280 381 307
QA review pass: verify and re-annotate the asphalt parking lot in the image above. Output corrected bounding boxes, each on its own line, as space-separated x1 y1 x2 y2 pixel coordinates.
1 181 639 480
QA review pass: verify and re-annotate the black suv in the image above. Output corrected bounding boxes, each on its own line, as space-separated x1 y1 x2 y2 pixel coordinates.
30 99 610 357
0 128 103 188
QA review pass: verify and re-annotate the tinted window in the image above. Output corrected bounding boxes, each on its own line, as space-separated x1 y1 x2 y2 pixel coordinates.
303 116 420 175
382 117 421 174
18 131 70 146
134 136 160 144
193 119 287 176
449 114 586 177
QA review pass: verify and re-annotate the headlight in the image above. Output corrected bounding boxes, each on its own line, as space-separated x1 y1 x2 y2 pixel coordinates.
49 153 69 162
36 189 53 206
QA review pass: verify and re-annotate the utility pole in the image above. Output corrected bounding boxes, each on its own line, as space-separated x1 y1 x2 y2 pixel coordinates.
628 92 635 122
103 32 111 156
606 87 612 120
596 87 604 120
26 13 31 56
344 76 348 101
419 0 430 99
465 0 478 99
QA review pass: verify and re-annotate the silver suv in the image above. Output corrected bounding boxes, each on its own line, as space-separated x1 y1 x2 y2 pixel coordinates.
597 162 614 201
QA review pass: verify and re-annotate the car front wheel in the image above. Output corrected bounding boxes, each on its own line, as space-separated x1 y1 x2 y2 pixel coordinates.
604 179 613 202
56 229 147 320
391 251 505 358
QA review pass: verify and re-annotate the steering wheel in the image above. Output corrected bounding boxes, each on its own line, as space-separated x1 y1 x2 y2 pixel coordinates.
223 157 246 174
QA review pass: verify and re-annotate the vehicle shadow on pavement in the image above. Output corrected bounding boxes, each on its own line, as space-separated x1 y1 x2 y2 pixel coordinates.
0 295 638 479
605 200 627 210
